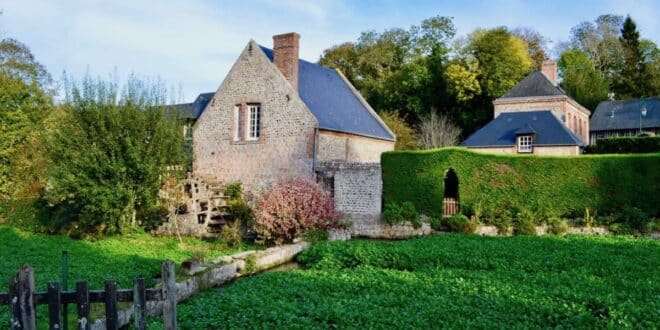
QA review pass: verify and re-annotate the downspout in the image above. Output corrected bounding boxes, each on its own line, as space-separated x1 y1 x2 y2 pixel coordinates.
312 126 319 172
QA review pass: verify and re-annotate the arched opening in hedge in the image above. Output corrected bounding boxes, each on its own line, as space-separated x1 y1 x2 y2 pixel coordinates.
443 169 460 217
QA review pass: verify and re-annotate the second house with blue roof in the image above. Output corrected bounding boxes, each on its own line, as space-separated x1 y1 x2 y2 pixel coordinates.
462 60 589 155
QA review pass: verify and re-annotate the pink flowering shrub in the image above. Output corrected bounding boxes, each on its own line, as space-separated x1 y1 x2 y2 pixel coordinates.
255 177 339 245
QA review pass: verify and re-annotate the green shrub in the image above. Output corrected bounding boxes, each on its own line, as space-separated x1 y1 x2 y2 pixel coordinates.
220 221 243 248
584 136 660 154
615 207 651 232
383 202 403 225
492 213 513 235
383 201 419 227
447 214 477 234
228 199 253 223
303 228 329 244
513 212 537 236
429 216 445 231
225 181 243 200
548 217 569 235
382 148 660 219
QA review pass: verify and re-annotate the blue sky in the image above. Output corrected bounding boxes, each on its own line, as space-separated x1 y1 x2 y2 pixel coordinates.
1 0 658 102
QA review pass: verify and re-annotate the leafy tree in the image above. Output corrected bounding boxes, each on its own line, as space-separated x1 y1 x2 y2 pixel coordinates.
558 49 609 110
467 27 534 99
43 75 186 237
379 111 417 150
640 39 660 95
512 27 549 70
0 38 53 199
569 14 625 81
320 16 456 122
443 62 481 103
615 15 644 98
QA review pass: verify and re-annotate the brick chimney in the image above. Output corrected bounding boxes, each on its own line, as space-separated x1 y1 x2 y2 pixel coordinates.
273 32 300 91
541 59 558 86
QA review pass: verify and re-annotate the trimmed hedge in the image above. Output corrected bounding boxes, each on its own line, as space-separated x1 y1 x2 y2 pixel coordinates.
585 136 660 154
381 148 660 219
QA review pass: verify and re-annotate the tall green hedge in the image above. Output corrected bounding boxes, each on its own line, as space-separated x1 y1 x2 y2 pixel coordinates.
381 148 660 218
585 136 660 154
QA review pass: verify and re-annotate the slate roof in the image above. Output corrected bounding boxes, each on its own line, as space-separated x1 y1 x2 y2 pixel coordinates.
590 97 660 131
170 93 214 119
169 45 394 141
259 46 394 141
461 111 585 147
501 71 566 98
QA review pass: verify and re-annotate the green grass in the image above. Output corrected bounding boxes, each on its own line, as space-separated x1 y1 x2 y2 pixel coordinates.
0 225 252 328
168 234 660 329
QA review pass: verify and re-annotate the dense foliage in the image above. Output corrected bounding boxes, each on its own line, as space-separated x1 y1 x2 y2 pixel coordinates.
0 38 54 198
561 15 659 106
169 235 660 328
254 178 339 245
42 76 187 237
381 148 660 220
0 225 250 328
319 16 536 136
584 136 660 154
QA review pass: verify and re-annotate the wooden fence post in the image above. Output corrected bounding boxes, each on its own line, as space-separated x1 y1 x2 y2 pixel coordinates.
48 281 62 330
162 260 177 330
133 278 146 330
9 274 21 330
16 265 37 330
104 280 118 330
75 281 90 330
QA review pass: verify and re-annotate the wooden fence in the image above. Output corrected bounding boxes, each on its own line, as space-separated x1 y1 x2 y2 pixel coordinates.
443 197 460 218
0 260 177 330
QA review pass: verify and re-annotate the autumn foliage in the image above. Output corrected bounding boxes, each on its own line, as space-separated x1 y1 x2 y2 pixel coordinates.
255 177 339 245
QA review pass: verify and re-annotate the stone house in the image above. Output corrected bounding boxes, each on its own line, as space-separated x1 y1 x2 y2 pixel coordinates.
462 60 589 155
159 33 396 237
175 32 395 193
589 97 659 144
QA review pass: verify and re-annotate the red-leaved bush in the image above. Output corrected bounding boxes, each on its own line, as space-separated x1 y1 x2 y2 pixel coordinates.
254 177 339 245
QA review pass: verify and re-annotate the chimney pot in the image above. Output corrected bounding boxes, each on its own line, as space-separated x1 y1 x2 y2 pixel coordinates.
541 59 558 86
273 32 300 91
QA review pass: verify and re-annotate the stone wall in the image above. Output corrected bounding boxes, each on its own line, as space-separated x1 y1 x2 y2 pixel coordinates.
316 130 394 163
193 40 318 193
317 161 383 214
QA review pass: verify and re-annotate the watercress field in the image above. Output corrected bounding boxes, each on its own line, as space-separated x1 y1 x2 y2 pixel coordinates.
172 234 659 328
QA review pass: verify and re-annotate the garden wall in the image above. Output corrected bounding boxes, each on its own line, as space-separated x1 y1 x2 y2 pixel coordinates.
382 148 660 218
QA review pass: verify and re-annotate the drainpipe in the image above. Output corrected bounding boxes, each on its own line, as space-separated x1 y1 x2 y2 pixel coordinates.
312 127 319 172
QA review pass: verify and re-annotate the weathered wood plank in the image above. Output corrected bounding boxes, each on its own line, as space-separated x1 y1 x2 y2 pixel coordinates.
133 278 147 330
48 281 62 330
76 281 90 330
18 265 37 330
9 273 21 330
104 280 118 330
162 260 177 330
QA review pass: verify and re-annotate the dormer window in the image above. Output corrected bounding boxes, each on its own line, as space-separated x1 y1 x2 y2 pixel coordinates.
517 135 533 153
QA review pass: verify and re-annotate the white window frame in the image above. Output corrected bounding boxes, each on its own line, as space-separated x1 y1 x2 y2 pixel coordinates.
517 135 533 153
233 105 241 141
247 104 261 141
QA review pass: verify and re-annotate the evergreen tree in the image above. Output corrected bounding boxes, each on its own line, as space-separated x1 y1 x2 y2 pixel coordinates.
615 15 644 98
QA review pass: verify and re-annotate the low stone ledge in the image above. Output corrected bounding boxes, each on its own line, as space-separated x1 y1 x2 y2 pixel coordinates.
93 241 310 329
474 225 610 236
345 213 432 239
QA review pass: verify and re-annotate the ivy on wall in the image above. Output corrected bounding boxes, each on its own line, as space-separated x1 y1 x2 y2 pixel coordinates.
382 148 660 219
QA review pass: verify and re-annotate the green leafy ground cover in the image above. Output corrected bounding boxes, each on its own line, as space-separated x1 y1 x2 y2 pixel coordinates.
166 234 659 329
0 225 251 328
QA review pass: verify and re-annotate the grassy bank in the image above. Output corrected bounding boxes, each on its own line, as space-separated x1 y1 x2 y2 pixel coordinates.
167 234 659 328
0 225 251 328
